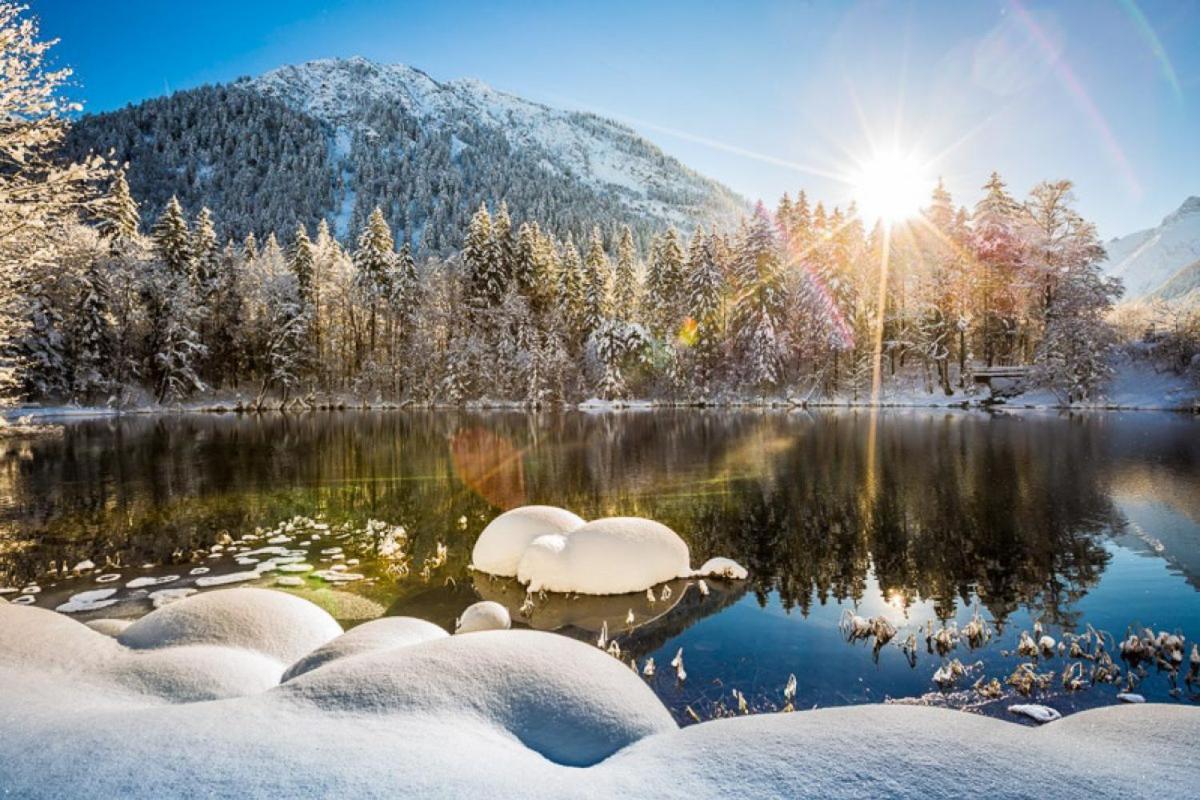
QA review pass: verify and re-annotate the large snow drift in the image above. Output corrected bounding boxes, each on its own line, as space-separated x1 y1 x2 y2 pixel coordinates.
1 588 1198 798
473 506 744 595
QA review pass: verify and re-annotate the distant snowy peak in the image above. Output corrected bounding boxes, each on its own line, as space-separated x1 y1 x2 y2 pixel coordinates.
1104 196 1200 301
245 57 745 227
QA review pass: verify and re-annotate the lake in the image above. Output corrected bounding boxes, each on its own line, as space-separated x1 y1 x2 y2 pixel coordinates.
2 409 1198 724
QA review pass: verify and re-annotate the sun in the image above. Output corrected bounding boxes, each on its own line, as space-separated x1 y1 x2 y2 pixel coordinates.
850 150 930 227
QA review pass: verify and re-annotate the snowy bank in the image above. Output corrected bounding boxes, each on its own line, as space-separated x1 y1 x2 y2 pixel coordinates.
1 588 1197 798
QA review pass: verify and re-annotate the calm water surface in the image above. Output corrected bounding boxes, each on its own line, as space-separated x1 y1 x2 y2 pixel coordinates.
2 409 1198 723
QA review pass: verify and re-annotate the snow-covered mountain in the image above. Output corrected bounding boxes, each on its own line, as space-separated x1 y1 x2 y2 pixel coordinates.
1102 196 1200 301
67 57 746 251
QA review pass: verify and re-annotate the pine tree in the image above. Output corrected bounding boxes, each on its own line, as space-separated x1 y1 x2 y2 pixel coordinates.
612 225 638 322
582 226 610 335
152 284 206 403
15 268 69 399
463 202 505 309
733 203 787 393
191 207 219 292
151 196 192 280
513 221 536 295
243 231 259 262
290 223 316 305
557 233 585 336
353 207 395 364
645 226 684 337
493 200 516 285
686 225 725 392
207 240 245 389
70 255 116 401
95 168 141 247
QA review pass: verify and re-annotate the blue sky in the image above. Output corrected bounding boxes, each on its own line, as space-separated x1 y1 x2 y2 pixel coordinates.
32 0 1200 238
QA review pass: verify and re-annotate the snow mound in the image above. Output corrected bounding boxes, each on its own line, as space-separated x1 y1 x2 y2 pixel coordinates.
281 629 676 765
517 517 691 595
85 618 132 637
455 600 511 633
3 593 1200 796
471 505 585 577
282 617 448 681
112 644 284 701
118 588 342 663
696 557 749 580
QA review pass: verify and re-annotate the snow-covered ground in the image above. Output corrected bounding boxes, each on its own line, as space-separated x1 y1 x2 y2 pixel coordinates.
3 357 1196 425
1 588 1196 798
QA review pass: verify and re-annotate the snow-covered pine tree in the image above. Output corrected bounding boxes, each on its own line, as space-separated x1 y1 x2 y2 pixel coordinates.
70 246 116 402
513 221 538 300
612 225 639 322
733 203 787 394
1029 207 1121 402
205 240 245 389
557 233 585 339
645 226 685 338
191 208 219 293
685 225 725 393
353 206 396 366
493 200 516 286
147 199 205 402
151 196 192 279
14 263 70 399
256 267 307 406
582 226 611 336
93 171 145 395
290 223 316 305
243 231 259 262
95 168 140 247
463 202 504 309
970 172 1024 366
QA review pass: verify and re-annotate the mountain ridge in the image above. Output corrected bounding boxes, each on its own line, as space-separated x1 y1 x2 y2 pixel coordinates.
66 56 747 251
1103 195 1200 302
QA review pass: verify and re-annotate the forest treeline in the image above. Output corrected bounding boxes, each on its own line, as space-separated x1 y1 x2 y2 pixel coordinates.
2 3 1197 409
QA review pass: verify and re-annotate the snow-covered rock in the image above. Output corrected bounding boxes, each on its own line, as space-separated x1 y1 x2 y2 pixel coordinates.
696 557 749 580
471 505 584 577
1008 704 1062 724
282 617 448 681
455 601 511 634
516 517 691 595
118 588 342 663
55 588 119 614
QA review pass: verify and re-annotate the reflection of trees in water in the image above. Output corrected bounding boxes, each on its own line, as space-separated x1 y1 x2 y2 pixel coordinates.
0 411 1148 626
0 413 498 584
685 413 1117 626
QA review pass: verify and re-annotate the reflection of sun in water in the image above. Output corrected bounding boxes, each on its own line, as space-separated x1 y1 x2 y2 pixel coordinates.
850 149 931 227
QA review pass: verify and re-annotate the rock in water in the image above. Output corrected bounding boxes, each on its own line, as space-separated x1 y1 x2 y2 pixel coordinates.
516 517 690 595
1008 704 1062 724
696 557 748 580
471 506 584 577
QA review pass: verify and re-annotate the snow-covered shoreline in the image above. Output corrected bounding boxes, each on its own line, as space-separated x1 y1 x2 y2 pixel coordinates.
2 588 1197 799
